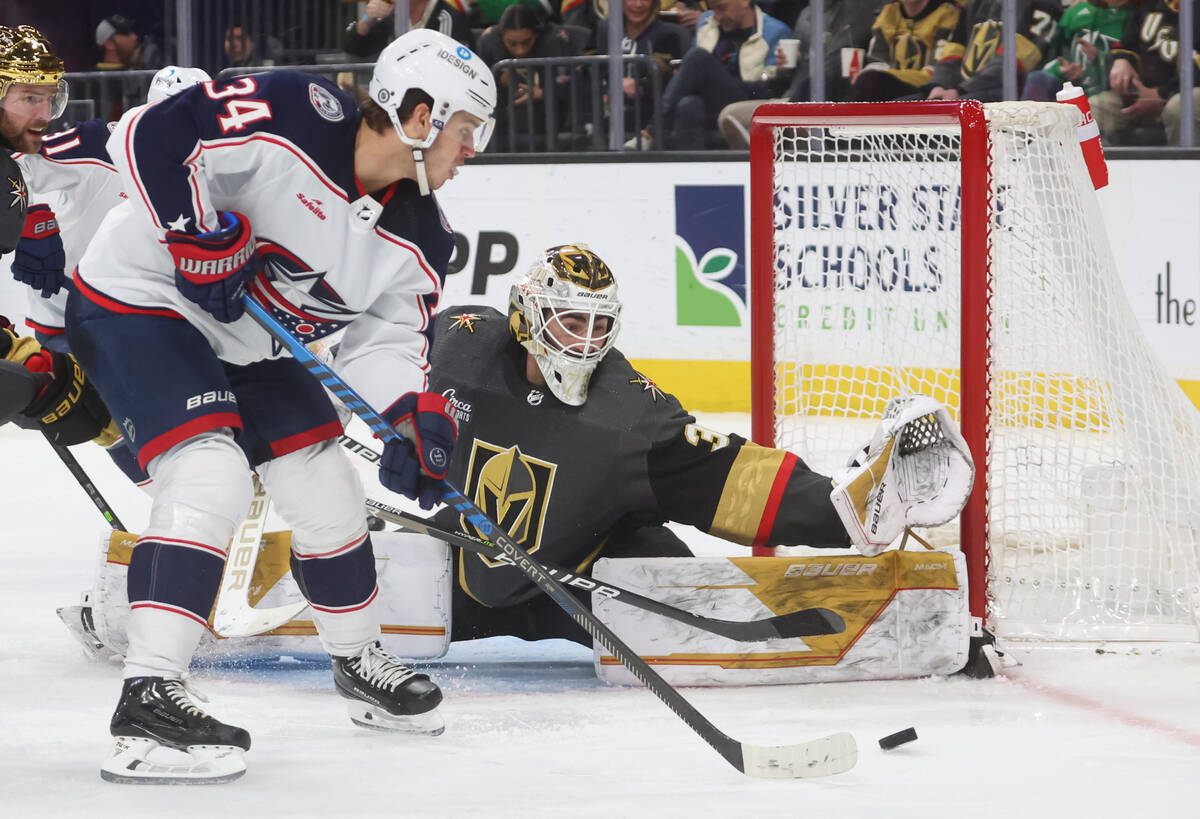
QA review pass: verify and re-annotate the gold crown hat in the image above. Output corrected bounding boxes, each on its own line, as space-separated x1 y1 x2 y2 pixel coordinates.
0 25 66 99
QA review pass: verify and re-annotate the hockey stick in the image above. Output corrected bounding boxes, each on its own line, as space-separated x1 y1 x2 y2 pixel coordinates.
211 473 309 637
341 435 845 640
244 295 857 779
361 493 846 642
45 435 127 531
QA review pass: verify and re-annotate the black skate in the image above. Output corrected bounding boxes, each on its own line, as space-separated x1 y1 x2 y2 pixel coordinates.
100 677 251 785
332 642 445 735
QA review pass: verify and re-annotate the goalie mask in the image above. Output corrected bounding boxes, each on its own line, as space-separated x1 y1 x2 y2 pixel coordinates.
369 29 496 195
0 25 68 142
508 244 622 406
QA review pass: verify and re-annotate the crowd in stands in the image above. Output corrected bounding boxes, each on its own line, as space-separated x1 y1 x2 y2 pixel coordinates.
16 0 1200 150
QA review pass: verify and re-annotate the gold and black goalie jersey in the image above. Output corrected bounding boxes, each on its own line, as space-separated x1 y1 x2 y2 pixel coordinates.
428 306 849 609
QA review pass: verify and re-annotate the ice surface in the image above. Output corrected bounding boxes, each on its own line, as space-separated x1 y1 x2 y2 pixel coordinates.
2 417 1198 818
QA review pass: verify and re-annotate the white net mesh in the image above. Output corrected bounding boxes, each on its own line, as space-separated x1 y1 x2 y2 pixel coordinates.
760 102 1200 641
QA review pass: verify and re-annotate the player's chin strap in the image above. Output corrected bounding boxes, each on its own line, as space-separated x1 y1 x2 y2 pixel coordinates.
412 147 431 196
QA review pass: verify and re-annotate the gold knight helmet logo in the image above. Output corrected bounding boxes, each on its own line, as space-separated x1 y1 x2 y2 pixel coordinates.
548 244 615 291
463 441 556 567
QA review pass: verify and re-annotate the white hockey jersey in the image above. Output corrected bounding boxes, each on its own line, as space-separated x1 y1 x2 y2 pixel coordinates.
76 72 455 414
8 120 126 336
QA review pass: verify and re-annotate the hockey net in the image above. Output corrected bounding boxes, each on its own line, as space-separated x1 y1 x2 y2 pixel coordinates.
749 101 1200 641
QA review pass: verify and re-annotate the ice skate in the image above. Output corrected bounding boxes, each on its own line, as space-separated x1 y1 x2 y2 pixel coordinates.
332 642 445 735
57 597 109 660
100 676 251 785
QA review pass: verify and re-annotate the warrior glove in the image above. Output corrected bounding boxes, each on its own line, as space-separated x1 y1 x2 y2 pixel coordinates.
166 211 261 323
379 392 457 510
12 204 67 298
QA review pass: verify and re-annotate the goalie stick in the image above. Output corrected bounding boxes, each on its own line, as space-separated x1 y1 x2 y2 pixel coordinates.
361 493 846 642
211 473 308 637
244 294 858 780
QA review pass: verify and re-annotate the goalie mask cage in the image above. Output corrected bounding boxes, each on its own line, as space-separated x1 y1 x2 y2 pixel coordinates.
749 101 1200 641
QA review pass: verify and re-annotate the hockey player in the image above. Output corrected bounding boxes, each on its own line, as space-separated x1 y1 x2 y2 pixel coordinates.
4 63 212 493
426 244 974 644
64 29 497 784
8 63 212 349
0 28 123 451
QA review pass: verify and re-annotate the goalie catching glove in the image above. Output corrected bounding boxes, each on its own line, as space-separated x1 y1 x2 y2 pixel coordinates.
166 211 261 323
379 392 457 510
830 395 975 556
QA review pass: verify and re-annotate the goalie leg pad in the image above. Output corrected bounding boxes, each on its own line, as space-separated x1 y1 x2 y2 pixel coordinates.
830 395 975 556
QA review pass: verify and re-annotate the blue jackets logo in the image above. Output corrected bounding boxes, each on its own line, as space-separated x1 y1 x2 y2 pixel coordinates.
674 185 746 327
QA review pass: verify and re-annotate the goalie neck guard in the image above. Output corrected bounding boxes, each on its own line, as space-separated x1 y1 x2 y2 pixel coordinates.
0 25 67 126
508 244 623 406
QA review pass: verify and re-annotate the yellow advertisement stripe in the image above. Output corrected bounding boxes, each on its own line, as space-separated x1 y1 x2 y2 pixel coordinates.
628 359 1200 421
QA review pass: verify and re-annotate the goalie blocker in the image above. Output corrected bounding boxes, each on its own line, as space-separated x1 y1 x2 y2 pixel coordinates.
73 527 968 684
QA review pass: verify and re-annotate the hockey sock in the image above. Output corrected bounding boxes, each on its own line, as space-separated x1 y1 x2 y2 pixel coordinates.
290 532 380 656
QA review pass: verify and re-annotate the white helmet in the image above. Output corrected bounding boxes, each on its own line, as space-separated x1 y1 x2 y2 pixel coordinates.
147 65 211 103
369 30 496 192
508 244 623 406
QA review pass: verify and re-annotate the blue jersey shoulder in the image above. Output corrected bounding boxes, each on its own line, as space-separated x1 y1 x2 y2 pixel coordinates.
39 119 115 164
142 72 360 186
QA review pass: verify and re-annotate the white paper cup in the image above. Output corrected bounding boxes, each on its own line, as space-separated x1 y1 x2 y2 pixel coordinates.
778 39 800 69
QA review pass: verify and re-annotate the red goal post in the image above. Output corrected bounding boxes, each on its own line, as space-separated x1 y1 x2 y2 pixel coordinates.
748 101 1200 642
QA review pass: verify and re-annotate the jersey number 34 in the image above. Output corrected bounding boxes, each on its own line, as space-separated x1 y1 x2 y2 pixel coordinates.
207 77 273 135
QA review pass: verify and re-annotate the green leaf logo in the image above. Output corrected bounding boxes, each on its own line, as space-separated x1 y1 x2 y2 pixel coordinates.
675 238 745 327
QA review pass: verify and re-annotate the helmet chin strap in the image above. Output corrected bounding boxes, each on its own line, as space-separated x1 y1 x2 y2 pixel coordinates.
412 148 431 196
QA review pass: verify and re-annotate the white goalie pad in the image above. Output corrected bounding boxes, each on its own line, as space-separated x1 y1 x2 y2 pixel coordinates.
82 530 453 662
592 550 969 686
830 395 975 555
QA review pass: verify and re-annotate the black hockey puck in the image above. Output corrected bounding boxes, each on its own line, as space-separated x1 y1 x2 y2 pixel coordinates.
878 727 918 750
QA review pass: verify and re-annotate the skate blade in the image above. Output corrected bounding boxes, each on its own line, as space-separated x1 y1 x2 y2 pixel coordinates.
346 702 445 736
100 736 247 785
56 606 107 660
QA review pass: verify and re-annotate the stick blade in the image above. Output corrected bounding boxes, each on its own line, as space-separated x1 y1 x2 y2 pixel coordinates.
212 600 309 638
740 731 858 779
772 607 846 638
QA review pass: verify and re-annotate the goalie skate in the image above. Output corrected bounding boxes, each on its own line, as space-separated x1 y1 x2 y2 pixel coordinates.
100 677 251 785
57 599 110 660
332 642 445 736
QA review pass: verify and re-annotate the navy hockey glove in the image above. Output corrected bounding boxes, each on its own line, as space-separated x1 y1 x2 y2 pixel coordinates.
379 392 457 510
12 204 67 298
166 211 262 323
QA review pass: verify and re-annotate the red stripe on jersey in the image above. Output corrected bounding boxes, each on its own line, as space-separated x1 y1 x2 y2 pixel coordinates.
752 451 798 548
269 420 343 458
136 412 244 470
122 105 163 228
74 269 184 318
24 318 64 335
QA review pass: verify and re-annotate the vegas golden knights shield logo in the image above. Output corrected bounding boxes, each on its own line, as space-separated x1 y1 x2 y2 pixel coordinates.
462 440 556 567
